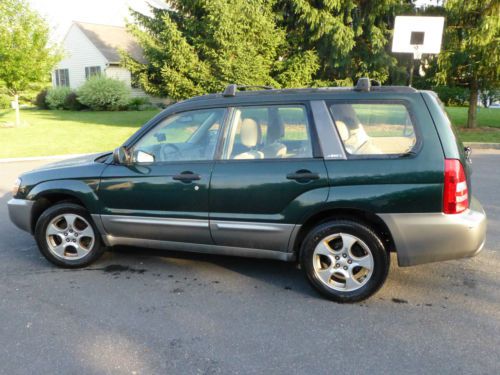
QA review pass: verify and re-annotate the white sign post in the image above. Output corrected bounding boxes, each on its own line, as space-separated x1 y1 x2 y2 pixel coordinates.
392 16 445 86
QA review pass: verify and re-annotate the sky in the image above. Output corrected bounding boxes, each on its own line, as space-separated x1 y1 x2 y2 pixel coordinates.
28 0 168 41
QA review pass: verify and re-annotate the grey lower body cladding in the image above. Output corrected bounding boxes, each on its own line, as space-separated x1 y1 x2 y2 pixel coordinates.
92 214 298 261
378 197 486 266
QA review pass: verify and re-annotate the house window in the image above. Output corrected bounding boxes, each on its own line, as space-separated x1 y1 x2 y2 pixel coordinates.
85 66 101 79
54 69 70 87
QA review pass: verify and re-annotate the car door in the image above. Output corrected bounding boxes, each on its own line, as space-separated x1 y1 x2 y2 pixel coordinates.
209 103 329 253
97 107 226 244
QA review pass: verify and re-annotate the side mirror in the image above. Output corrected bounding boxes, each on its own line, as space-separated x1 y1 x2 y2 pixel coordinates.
113 146 130 164
136 150 155 164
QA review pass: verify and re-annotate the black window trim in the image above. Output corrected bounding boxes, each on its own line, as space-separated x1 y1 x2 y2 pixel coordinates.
85 65 102 79
54 69 70 87
325 99 423 160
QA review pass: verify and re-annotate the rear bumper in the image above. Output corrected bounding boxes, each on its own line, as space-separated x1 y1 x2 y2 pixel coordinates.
7 198 34 233
379 197 487 266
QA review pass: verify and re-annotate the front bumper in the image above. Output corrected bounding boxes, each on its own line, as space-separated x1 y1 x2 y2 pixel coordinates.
379 197 487 267
7 198 34 233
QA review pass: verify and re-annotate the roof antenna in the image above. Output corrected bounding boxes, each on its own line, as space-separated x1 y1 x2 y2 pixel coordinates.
355 77 371 92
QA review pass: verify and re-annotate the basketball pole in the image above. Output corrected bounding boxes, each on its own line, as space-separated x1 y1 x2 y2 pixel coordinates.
409 60 415 87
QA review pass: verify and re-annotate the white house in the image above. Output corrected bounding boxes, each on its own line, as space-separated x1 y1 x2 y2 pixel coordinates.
52 21 147 96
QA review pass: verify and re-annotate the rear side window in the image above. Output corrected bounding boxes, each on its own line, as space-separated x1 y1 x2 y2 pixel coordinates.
329 103 417 156
222 105 313 160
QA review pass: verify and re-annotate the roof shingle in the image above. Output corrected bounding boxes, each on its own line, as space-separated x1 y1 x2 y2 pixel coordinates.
75 21 146 64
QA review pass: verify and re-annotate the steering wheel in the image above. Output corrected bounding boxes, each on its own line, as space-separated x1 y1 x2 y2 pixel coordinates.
160 143 182 162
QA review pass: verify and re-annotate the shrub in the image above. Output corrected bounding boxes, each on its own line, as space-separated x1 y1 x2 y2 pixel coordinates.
63 91 86 111
127 97 151 110
35 88 49 109
432 86 470 106
46 87 71 109
77 76 130 111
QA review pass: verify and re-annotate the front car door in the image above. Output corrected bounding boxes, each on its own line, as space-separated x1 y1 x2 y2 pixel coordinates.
209 103 329 256
97 107 226 245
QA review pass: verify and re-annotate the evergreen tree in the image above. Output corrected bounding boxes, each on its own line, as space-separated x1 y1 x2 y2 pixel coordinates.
274 0 413 85
124 0 320 99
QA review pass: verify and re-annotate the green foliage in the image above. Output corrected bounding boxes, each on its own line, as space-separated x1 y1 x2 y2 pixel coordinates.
124 0 416 98
0 0 61 96
46 87 71 110
274 0 411 84
63 91 86 111
432 86 470 107
35 88 49 109
77 76 131 111
437 0 499 127
274 50 320 88
123 0 319 100
0 83 12 108
0 93 11 109
437 0 499 89
127 97 153 110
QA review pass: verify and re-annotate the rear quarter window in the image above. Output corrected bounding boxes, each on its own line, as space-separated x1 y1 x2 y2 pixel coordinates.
329 102 417 156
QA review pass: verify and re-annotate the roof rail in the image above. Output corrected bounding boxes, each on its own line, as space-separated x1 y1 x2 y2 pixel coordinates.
222 84 274 97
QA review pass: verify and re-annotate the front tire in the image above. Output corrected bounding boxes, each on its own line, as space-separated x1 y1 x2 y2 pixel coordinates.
300 219 389 303
35 203 105 268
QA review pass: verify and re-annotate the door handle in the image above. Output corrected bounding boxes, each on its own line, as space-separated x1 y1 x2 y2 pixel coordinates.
286 170 320 182
172 172 201 182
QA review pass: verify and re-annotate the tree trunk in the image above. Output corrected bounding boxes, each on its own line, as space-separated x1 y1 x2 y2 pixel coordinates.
467 79 479 129
14 94 21 127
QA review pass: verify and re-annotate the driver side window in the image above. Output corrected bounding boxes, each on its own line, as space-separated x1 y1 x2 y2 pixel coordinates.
132 108 225 163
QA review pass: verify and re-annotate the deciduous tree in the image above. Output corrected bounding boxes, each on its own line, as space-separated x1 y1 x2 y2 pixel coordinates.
437 0 500 128
0 0 60 126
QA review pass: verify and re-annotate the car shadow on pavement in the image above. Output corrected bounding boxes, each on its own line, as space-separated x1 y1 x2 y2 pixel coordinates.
108 245 318 298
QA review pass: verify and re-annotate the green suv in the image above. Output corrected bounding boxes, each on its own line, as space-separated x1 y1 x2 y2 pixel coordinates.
8 79 487 302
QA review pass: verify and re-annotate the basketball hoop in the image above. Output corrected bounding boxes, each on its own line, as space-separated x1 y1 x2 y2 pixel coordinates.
392 16 444 58
412 45 423 60
392 16 444 86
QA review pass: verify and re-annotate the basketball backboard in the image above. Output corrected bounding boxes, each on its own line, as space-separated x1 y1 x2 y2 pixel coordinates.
392 16 445 59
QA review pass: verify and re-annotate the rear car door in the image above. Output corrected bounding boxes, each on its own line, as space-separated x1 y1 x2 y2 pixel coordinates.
97 107 226 244
209 103 329 253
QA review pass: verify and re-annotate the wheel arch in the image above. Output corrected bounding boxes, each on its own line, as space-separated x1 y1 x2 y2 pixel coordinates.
27 180 100 233
292 208 396 259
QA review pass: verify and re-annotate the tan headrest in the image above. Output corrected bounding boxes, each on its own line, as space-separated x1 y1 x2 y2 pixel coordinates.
335 120 350 141
240 118 260 148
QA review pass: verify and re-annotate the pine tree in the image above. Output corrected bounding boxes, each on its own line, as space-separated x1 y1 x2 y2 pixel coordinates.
123 0 321 99
274 0 412 85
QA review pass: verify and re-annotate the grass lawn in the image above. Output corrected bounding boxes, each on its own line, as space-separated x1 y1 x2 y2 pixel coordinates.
446 107 500 143
0 106 498 158
0 109 160 158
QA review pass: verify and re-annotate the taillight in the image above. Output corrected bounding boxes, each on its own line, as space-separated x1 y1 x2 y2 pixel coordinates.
443 159 468 214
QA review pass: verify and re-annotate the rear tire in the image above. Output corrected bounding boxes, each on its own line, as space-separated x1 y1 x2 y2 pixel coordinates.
300 219 390 303
35 203 105 268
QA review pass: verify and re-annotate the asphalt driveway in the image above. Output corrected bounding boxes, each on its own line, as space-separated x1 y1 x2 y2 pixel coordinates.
0 151 499 374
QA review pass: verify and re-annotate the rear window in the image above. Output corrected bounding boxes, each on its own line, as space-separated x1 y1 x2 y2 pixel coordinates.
329 103 417 156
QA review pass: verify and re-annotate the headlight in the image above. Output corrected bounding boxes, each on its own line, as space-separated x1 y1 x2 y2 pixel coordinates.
12 178 21 196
